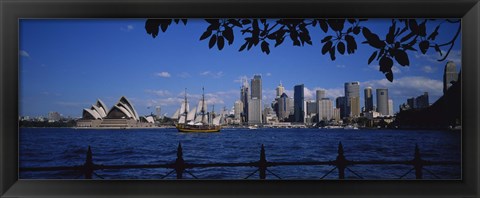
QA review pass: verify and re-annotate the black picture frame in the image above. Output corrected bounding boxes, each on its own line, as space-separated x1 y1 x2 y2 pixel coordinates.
1 0 479 197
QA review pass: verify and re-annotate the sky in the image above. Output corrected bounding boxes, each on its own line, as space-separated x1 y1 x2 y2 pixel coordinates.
19 19 461 118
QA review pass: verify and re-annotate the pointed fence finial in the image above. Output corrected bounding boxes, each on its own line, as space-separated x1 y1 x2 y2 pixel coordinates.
177 143 183 159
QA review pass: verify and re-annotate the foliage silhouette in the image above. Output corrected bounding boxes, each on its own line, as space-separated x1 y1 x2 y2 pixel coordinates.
145 19 460 82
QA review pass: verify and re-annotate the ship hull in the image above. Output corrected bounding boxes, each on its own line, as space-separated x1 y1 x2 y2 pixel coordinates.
176 124 221 133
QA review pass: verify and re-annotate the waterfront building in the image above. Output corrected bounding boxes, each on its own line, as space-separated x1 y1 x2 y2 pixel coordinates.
407 97 415 109
248 75 263 125
316 89 326 101
48 111 61 122
364 87 374 112
376 88 389 116
443 61 458 94
388 99 394 116
294 84 305 123
276 82 285 98
344 82 360 118
333 108 341 121
278 93 290 121
336 96 346 119
234 100 244 121
415 92 429 109
318 98 333 121
306 100 317 115
78 96 154 128
240 79 250 123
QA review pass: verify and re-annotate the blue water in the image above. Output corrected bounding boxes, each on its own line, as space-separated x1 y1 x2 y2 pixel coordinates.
19 128 461 180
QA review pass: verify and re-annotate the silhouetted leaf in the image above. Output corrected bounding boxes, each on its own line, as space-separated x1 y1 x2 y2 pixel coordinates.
400 32 415 43
181 19 188 25
419 40 429 54
209 35 217 49
160 19 172 32
368 51 378 65
223 27 234 44
394 50 409 66
145 19 160 38
337 41 345 55
206 19 219 24
385 71 394 82
327 19 345 32
275 36 285 47
241 19 251 25
353 26 361 35
239 42 248 51
321 36 333 43
434 44 443 56
322 41 333 55
418 21 427 37
362 27 385 49
428 25 440 40
290 31 300 46
217 36 225 50
379 56 393 73
377 49 385 60
408 19 419 34
347 19 356 24
261 41 270 54
228 19 242 27
329 46 336 60
199 30 213 41
386 21 396 44
174 19 180 24
345 35 357 54
319 19 328 33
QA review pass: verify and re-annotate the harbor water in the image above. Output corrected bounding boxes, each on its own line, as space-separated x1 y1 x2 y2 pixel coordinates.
19 127 461 180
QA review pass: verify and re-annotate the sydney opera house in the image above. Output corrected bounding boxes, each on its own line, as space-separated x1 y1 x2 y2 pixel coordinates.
76 96 155 128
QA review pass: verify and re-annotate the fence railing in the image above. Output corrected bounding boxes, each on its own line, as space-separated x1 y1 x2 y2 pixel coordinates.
20 142 459 179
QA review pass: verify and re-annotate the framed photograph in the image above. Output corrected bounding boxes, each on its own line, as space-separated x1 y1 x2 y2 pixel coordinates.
1 0 479 197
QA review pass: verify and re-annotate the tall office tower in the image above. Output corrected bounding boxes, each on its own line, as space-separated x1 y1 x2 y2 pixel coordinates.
336 96 346 119
415 92 429 109
376 88 389 116
155 106 161 119
350 97 361 117
318 98 333 121
333 108 341 121
407 97 415 109
251 75 262 99
234 100 244 121
276 82 285 98
278 93 290 121
344 82 360 117
287 97 295 116
443 61 458 94
364 87 374 112
388 99 394 116
240 79 250 123
294 84 305 123
316 90 326 101
306 100 317 115
248 75 263 124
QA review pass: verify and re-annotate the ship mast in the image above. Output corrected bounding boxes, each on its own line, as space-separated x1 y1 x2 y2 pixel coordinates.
200 87 206 124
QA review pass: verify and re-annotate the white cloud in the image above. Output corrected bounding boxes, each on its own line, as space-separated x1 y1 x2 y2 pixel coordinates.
421 65 437 73
145 89 172 97
414 50 461 67
368 64 402 74
266 72 272 76
362 76 442 98
121 24 134 32
20 50 30 57
155 72 171 78
233 75 248 84
200 71 224 78
56 101 90 107
336 64 346 68
178 72 191 78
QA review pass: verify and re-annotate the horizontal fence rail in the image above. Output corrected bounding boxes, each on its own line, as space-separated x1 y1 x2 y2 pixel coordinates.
20 142 459 179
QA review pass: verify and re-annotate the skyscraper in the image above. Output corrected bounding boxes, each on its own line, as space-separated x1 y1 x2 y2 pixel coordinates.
294 84 305 123
318 98 333 121
388 99 394 116
276 82 285 98
234 100 244 121
344 82 360 117
316 90 326 101
364 87 373 112
376 88 389 116
415 92 429 109
240 80 249 123
248 75 262 124
336 96 346 119
443 61 458 94
278 93 290 121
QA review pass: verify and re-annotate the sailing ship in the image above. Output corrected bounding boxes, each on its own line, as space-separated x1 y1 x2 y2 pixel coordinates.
175 87 221 133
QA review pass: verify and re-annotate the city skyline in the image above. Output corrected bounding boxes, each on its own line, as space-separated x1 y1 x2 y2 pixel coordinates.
19 19 461 118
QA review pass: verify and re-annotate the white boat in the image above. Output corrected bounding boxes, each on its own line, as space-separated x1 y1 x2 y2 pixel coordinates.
343 125 359 130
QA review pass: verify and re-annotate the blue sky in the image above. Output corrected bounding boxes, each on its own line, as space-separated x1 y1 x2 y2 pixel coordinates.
19 19 461 118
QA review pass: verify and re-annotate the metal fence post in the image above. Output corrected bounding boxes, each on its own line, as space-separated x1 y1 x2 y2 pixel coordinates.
259 144 267 179
175 143 185 179
83 146 94 179
336 142 346 179
413 144 423 179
